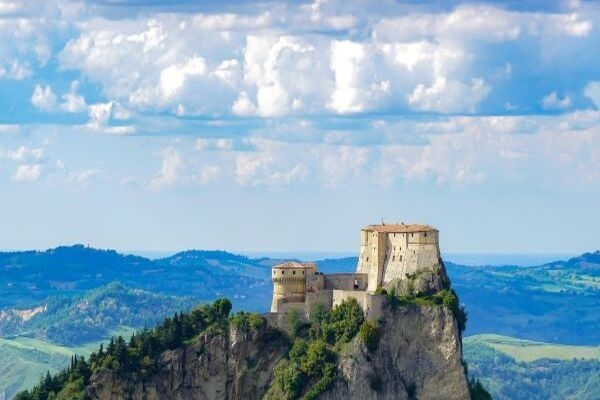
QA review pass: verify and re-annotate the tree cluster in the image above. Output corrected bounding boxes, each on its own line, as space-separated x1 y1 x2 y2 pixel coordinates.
14 298 233 400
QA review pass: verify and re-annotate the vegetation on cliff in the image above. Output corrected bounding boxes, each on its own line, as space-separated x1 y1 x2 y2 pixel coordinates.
16 292 487 400
14 298 234 400
265 297 372 400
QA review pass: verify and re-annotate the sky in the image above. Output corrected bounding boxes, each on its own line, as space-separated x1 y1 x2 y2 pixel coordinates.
0 0 599 254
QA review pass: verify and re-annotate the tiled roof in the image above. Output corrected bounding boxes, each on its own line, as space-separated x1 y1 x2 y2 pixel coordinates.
273 261 317 269
363 223 436 233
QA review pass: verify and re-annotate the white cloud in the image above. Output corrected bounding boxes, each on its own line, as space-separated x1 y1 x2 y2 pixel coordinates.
86 101 135 134
8 146 44 162
12 164 42 182
584 81 600 108
542 91 572 110
198 165 220 184
196 137 254 152
408 77 490 113
87 102 113 129
160 56 207 100
31 85 57 111
60 81 87 113
150 147 182 189
231 91 257 116
328 40 366 113
0 124 20 134
556 13 593 37
0 60 32 80
213 58 241 87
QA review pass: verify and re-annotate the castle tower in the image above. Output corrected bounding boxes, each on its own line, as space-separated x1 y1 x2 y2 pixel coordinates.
356 223 441 291
270 262 317 313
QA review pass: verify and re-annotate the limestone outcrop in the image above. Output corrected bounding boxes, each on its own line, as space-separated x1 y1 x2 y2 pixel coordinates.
84 301 470 400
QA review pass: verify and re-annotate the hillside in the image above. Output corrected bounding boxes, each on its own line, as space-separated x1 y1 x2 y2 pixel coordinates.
3 247 600 398
15 296 478 400
0 246 272 312
463 338 600 400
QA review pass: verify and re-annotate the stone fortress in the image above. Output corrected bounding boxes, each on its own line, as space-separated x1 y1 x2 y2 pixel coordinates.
269 223 450 323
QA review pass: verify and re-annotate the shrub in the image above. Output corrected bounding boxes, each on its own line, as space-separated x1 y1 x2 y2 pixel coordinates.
287 309 302 337
322 297 365 345
230 311 264 332
359 320 381 352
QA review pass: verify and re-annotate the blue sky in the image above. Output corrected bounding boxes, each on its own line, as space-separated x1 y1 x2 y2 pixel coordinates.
0 0 599 254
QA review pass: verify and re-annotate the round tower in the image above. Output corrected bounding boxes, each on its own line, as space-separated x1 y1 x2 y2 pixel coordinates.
270 262 316 313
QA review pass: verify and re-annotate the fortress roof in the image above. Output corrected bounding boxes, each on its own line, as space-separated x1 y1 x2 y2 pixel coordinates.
363 223 436 233
273 261 317 269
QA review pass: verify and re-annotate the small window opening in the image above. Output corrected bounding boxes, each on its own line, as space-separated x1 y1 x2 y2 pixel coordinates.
400 255 403 262
293 271 296 275
353 279 359 290
281 271 284 275
366 257 369 262
392 255 396 261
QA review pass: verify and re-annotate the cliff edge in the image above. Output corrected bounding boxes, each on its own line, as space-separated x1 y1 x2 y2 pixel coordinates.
81 298 469 400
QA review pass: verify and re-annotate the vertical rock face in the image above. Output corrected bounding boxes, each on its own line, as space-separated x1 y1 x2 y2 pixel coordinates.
85 303 470 400
85 326 289 400
323 304 470 400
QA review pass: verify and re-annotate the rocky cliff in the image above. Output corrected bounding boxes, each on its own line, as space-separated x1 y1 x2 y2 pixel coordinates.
84 301 470 400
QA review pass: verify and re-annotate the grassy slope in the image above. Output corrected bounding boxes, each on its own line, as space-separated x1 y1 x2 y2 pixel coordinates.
0 327 135 399
465 334 600 362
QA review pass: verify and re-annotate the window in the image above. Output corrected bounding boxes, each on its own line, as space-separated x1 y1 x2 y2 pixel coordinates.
281 271 284 275
302 271 304 275
366 257 369 262
400 255 403 262
293 271 296 275
392 256 395 261
424 232 427 237
353 279 359 290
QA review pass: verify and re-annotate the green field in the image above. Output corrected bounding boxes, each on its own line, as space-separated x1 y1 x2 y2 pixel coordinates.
0 327 135 398
465 334 600 362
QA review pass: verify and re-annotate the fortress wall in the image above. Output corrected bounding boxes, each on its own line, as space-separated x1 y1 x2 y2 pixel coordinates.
324 273 368 290
332 290 369 310
364 294 385 320
381 233 441 286
306 290 334 313
273 302 309 332
306 274 325 293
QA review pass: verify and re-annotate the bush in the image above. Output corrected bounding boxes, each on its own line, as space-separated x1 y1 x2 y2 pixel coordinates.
322 297 365 345
287 309 302 337
230 311 264 332
359 320 381 352
437 289 467 333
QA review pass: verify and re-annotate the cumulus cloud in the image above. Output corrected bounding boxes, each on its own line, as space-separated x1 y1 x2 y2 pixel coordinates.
12 164 42 182
0 60 32 80
160 56 207 100
86 101 134 134
61 81 87 113
31 85 57 111
150 147 182 189
328 40 366 113
542 91 572 110
584 81 600 108
409 78 490 113
198 165 220 184
7 146 44 163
